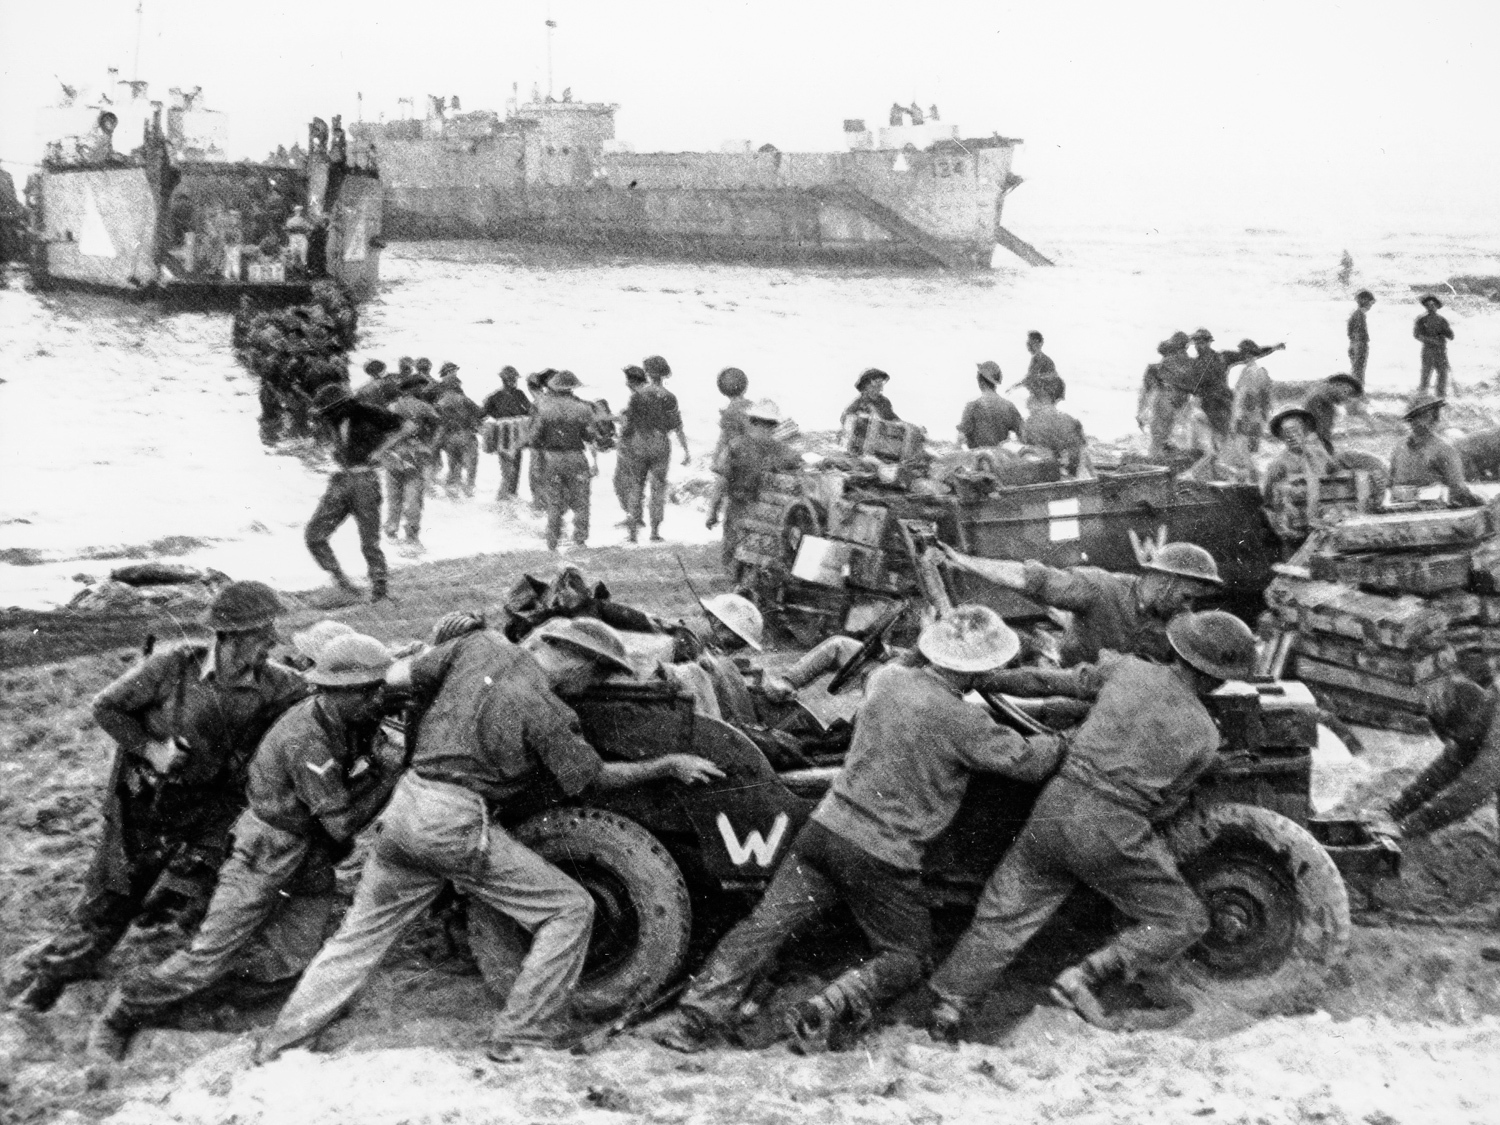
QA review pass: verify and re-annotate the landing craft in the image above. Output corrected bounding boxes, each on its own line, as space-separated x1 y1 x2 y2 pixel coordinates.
354 93 1050 270
31 80 382 304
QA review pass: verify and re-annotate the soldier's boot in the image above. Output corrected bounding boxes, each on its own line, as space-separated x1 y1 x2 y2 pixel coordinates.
927 996 967 1045
788 969 875 1054
1049 955 1121 1032
85 995 138 1063
649 523 664 543
10 971 66 1014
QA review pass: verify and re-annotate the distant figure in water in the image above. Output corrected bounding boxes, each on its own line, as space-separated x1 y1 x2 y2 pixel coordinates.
1347 289 1374 389
1415 295 1455 397
1337 251 1354 287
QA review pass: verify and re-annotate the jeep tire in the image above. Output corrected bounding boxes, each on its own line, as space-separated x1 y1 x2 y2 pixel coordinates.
1163 802 1350 1013
486 807 693 1019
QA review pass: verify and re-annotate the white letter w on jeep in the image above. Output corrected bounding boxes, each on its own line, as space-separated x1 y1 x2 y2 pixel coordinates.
716 812 789 867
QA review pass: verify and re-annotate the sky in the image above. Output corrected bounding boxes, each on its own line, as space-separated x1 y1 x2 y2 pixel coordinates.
3 0 1499 236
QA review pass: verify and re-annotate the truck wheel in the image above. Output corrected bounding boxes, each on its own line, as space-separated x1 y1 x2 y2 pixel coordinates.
511 807 692 1018
1163 802 1350 1013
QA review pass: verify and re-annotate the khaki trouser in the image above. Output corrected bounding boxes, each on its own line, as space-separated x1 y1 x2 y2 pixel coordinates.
384 467 426 539
262 773 593 1053
105 809 338 1028
929 776 1208 1008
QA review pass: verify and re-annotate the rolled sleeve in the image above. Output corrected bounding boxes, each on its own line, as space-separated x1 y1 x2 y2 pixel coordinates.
955 722 1065 783
91 649 183 754
524 695 605 796
408 640 461 705
1023 562 1101 614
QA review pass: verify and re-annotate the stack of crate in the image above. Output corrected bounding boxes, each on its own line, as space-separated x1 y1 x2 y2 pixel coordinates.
1269 506 1498 732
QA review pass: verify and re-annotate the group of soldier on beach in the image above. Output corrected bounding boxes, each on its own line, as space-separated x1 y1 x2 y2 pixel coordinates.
10 285 1500 1070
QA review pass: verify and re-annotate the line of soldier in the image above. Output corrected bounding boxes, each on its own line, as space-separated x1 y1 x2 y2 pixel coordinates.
11 536 1500 1062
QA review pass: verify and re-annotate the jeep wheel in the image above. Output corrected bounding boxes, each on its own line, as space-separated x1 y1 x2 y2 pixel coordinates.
1163 802 1350 1013
509 807 692 1018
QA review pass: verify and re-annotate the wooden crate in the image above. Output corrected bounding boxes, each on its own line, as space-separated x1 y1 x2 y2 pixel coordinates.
1306 684 1434 735
1475 594 1500 624
1469 539 1500 594
826 501 891 548
843 416 926 462
1293 656 1448 711
1330 508 1491 553
1429 589 1482 624
1445 624 1500 653
1294 633 1456 684
1267 577 1452 650
1307 550 1471 596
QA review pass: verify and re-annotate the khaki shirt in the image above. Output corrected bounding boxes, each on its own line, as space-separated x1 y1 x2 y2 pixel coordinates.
812 664 1062 870
247 696 384 838
407 631 603 806
1021 562 1174 667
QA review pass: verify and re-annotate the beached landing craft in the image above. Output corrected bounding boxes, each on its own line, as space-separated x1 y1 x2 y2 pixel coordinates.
31 80 382 303
354 94 1050 269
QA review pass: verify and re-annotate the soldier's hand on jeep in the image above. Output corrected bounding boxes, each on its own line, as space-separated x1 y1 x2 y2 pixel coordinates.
661 754 726 785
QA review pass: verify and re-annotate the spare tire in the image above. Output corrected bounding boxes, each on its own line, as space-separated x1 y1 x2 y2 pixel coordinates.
1163 802 1350 1013
501 807 692 1018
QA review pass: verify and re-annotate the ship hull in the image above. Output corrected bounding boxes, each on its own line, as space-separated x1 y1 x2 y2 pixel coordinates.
367 138 1020 269
34 152 383 301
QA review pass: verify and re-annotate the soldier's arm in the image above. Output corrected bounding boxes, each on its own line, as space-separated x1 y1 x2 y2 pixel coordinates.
951 712 1066 783
91 650 181 759
1399 723 1500 838
937 545 1027 590
978 664 1100 699
317 764 400 842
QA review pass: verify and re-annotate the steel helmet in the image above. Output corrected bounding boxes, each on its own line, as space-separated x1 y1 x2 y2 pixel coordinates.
917 604 1020 673
304 633 393 687
717 367 749 397
1143 542 1224 587
701 593 765 651
531 617 634 674
204 581 284 633
643 354 672 378
311 383 351 413
744 399 783 424
1167 611 1256 681
431 610 486 646
292 619 355 663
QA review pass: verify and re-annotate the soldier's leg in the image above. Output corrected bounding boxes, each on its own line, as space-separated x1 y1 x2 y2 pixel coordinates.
720 498 745 571
1435 357 1450 399
529 451 549 512
647 451 669 537
623 453 647 534
304 475 353 582
500 452 521 498
98 817 310 1032
1149 388 1189 454
461 435 479 494
349 472 388 597
544 466 566 550
678 825 842 1031
1387 737 1474 824
613 452 634 515
928 814 1076 1013
383 469 403 537
1064 802 1209 979
401 469 425 541
1420 353 1435 393
10 835 170 1010
825 828 932 1010
459 825 594 1044
569 471 591 547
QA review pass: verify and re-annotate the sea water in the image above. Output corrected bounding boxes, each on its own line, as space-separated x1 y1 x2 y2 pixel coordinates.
3 225 1499 611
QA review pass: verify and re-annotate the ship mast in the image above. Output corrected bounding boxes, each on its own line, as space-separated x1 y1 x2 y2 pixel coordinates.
131 1 144 82
545 5 556 98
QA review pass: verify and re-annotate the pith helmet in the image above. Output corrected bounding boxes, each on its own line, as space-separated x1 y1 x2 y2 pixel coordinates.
306 633 393 687
532 617 634 674
205 581 284 633
744 399 783 423
917 604 1020 673
431 610 486 646
643 354 672 378
717 367 749 397
1404 391 1445 420
701 593 765 651
1326 372 1364 396
1144 542 1224 587
292 619 355 663
1167 611 1256 681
